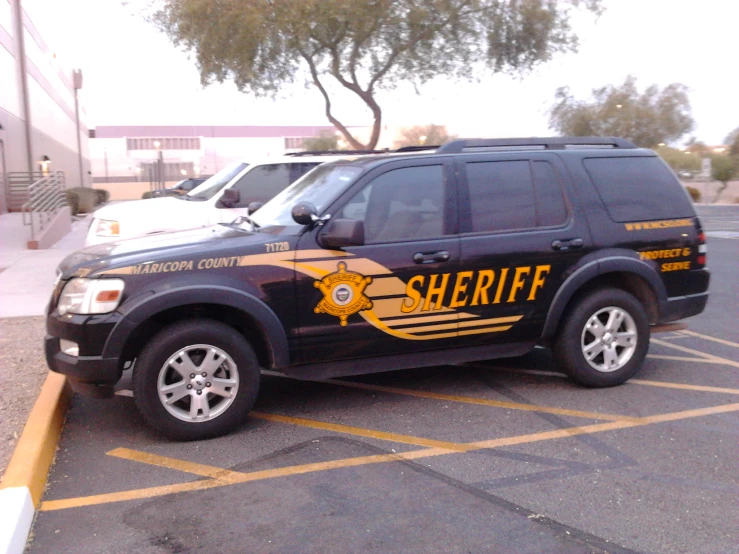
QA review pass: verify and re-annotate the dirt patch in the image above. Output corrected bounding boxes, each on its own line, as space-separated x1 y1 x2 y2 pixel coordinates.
0 317 50 477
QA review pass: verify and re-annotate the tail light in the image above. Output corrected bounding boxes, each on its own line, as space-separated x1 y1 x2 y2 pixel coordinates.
695 218 706 268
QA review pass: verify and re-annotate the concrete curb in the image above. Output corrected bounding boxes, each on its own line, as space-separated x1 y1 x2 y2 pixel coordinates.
0 373 70 554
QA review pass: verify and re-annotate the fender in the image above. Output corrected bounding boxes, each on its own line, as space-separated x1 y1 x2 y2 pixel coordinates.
102 285 289 368
541 252 667 340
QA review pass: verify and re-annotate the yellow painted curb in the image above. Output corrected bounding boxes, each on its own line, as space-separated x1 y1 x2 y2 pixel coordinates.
0 373 71 506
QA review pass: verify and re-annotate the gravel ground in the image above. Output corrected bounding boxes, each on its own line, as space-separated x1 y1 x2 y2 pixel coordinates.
0 317 50 476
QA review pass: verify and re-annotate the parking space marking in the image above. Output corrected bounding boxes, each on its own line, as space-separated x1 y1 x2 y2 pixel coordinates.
39 402 739 512
319 379 641 422
40 450 438 512
628 379 739 395
647 354 727 364
679 330 739 349
250 411 475 451
107 448 245 482
651 338 739 368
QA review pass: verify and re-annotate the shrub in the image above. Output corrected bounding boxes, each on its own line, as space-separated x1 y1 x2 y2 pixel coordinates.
685 186 701 202
94 189 110 204
141 191 154 199
66 187 101 213
65 190 80 216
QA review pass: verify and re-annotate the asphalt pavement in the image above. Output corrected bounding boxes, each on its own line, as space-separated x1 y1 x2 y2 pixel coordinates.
25 206 739 554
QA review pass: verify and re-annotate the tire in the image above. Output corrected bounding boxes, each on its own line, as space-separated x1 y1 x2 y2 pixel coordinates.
553 288 650 388
132 319 260 440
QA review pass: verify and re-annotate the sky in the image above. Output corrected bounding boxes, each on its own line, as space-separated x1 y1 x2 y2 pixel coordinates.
24 0 739 145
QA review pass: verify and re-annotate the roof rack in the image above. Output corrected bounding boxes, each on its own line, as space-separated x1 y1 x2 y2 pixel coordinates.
394 145 441 152
436 136 637 154
285 149 386 157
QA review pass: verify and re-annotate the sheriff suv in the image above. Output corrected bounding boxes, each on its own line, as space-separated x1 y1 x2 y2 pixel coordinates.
46 137 710 440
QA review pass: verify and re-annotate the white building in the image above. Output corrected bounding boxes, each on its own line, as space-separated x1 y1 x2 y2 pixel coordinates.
90 125 341 184
0 0 90 213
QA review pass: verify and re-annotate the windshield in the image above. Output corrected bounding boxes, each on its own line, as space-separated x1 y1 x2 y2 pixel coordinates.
252 164 363 227
186 162 249 200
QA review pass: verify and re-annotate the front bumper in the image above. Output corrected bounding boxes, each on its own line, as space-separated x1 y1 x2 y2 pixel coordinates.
45 310 126 398
45 335 120 397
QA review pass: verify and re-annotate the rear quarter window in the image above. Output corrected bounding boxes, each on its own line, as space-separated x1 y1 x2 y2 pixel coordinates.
583 157 694 222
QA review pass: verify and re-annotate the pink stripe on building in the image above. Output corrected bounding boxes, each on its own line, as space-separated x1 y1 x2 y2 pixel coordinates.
94 125 340 139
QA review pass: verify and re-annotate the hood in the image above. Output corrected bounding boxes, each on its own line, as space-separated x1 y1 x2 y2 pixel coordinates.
93 196 183 220
58 224 272 278
92 196 208 237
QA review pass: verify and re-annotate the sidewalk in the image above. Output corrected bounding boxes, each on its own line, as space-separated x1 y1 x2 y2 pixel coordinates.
0 214 89 318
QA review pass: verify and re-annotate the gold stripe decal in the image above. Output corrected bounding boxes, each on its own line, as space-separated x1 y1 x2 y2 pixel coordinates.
624 218 692 231
97 249 527 341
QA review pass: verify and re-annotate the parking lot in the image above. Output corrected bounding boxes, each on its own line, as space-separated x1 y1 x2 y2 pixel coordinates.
29 207 739 554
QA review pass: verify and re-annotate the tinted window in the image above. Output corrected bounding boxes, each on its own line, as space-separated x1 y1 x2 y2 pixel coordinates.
532 161 568 227
252 164 363 228
338 165 446 243
230 162 319 205
466 161 535 232
188 162 248 200
583 157 694 222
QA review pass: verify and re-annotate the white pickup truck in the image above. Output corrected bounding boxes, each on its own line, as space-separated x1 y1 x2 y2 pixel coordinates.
85 154 346 246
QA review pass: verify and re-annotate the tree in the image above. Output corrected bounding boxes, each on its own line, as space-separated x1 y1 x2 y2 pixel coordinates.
725 127 739 156
394 124 455 148
656 145 701 174
711 155 738 203
548 75 695 148
153 0 603 150
302 131 340 151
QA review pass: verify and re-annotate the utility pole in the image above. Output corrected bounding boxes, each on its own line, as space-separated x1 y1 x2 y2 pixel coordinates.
12 0 34 174
73 69 84 187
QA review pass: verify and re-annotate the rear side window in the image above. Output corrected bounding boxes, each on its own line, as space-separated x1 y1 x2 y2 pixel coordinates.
465 160 568 233
583 157 694 222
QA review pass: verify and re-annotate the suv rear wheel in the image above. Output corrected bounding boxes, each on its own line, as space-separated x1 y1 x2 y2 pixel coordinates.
132 319 260 440
554 288 650 387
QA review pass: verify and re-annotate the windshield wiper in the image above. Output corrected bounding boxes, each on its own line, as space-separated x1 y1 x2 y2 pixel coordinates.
219 215 260 231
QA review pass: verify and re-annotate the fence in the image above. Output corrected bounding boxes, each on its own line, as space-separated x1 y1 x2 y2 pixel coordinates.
6 172 47 212
21 171 68 241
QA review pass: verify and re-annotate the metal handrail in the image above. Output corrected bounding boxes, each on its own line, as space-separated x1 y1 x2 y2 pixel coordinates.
21 171 68 240
7 172 46 211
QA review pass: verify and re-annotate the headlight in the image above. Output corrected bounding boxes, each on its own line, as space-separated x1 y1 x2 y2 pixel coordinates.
95 219 120 237
57 278 125 315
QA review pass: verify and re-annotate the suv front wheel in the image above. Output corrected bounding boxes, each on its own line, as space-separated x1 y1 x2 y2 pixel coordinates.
133 319 261 440
554 288 650 387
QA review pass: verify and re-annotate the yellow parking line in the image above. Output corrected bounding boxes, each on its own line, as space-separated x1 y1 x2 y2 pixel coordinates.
646 354 726 364
320 379 640 422
629 379 739 395
250 411 474 452
638 402 739 423
680 330 739 349
651 338 739 368
39 402 739 512
107 448 245 481
40 450 430 512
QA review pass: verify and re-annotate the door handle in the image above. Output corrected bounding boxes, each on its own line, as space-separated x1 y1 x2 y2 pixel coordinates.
413 250 450 264
551 238 584 251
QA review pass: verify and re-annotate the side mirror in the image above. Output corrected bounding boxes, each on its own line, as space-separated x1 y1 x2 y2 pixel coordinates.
319 219 365 248
247 201 264 215
218 188 240 208
291 201 318 225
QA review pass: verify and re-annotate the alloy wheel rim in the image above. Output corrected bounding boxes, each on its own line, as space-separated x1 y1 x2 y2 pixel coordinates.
157 344 239 423
580 306 637 373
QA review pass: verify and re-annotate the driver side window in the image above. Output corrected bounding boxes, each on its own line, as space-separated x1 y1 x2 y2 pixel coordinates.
337 165 446 244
